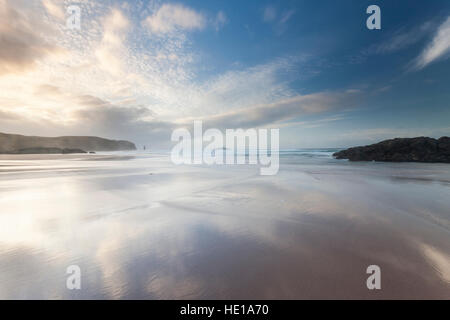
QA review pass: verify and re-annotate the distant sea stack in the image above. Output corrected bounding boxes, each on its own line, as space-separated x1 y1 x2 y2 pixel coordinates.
0 132 136 154
333 137 450 163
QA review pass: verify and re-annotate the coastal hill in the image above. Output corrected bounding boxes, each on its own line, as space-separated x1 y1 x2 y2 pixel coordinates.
333 136 450 163
0 132 136 154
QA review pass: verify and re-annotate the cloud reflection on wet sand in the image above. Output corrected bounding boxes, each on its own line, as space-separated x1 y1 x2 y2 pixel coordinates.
0 154 449 299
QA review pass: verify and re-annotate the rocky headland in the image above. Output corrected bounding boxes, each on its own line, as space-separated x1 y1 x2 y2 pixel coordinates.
0 132 136 154
333 137 450 163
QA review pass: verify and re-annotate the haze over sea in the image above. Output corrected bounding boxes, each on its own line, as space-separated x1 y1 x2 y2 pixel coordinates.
0 150 449 299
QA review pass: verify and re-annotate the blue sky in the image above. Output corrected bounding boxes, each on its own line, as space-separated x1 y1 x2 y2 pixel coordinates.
0 0 449 148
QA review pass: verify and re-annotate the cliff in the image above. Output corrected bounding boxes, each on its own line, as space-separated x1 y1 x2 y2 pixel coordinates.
0 132 136 153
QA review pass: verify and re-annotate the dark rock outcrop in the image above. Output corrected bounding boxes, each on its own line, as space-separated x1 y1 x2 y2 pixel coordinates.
62 148 88 154
0 132 136 153
333 137 450 163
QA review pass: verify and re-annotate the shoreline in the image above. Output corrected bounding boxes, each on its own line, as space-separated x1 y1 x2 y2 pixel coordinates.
0 151 449 299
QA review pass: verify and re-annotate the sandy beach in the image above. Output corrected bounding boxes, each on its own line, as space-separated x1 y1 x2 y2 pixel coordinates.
2 0 450 306
0 151 449 299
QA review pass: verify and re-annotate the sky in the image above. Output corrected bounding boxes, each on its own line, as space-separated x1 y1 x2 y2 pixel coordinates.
0 0 449 148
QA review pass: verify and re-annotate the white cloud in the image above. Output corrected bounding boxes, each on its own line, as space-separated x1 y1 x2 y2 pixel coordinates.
95 8 130 76
42 0 64 20
0 0 357 148
414 16 450 70
143 3 206 34
0 0 62 75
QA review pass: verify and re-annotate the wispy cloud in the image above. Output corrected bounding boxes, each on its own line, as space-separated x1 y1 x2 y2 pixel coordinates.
334 127 450 145
0 0 366 148
262 5 295 35
263 5 277 23
143 3 206 34
95 8 130 76
349 22 433 65
413 16 450 70
213 11 227 31
196 90 359 130
280 10 295 24
41 0 64 20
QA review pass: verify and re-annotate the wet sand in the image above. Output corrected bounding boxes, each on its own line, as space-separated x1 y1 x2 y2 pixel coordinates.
0 153 449 299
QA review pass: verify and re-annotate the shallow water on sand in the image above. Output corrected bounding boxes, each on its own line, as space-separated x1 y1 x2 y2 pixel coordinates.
0 152 449 299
